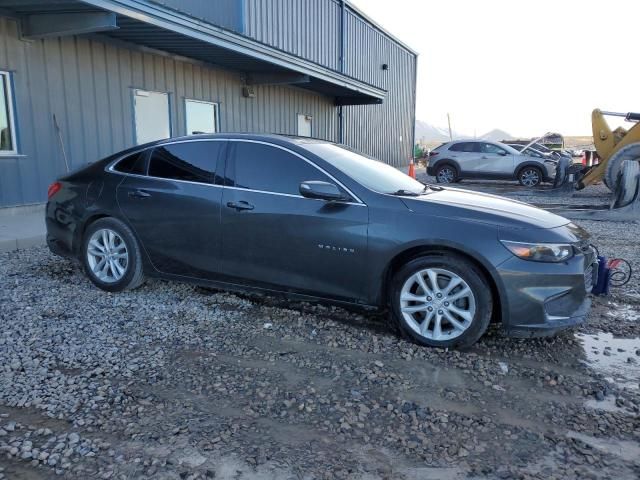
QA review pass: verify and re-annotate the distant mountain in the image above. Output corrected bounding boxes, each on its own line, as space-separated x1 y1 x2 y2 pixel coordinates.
414 120 453 142
480 129 514 142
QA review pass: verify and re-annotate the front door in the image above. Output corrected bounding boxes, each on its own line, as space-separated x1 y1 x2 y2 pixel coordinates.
117 140 226 278
475 142 515 174
219 140 369 302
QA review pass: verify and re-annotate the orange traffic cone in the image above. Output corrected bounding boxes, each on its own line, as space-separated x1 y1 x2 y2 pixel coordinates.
408 158 416 179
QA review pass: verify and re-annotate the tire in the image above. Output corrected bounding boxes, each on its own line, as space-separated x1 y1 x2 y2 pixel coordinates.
82 217 145 292
517 166 543 187
604 143 640 192
614 160 640 208
390 254 492 349
435 164 458 184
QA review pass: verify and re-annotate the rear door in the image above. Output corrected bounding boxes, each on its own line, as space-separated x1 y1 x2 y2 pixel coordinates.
476 142 515 174
117 139 226 279
219 140 369 302
446 142 479 173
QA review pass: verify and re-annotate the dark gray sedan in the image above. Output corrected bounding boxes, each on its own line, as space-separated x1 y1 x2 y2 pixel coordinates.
46 134 596 348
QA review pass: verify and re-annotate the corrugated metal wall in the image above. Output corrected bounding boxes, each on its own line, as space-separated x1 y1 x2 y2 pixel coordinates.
240 0 416 167
342 9 416 167
243 0 341 72
149 0 242 32
0 16 336 207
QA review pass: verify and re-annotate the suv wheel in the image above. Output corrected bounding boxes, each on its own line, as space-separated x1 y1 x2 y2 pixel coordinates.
435 164 457 184
82 217 145 292
391 254 492 349
518 166 542 187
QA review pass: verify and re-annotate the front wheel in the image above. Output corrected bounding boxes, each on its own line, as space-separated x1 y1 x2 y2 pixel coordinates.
518 166 543 187
390 254 492 349
82 217 145 292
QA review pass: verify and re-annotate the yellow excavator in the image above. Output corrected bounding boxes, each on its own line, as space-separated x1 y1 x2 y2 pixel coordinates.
577 109 640 190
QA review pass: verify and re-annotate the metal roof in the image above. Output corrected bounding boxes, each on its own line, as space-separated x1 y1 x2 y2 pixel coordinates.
0 0 386 105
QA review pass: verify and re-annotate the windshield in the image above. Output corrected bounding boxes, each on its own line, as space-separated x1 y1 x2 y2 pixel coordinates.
301 143 427 195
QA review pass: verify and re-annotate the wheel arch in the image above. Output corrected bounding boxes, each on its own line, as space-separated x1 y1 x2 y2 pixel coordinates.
433 158 461 174
380 244 505 325
515 161 544 178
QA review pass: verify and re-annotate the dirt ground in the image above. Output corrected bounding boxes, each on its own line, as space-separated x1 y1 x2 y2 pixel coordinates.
0 179 639 480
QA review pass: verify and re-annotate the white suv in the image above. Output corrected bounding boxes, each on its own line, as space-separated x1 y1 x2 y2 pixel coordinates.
427 140 557 187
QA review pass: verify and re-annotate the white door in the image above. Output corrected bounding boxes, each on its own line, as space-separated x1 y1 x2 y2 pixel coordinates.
186 100 218 135
133 90 170 145
297 114 312 137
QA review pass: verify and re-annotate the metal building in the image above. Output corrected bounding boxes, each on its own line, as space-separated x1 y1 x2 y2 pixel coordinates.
0 0 417 209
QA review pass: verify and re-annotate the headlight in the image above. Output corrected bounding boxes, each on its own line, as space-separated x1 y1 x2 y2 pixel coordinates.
501 240 574 263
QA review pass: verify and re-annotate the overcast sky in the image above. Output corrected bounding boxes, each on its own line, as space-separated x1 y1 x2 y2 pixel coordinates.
350 0 639 137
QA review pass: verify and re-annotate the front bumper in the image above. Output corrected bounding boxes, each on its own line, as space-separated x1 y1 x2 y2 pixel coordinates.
496 251 596 338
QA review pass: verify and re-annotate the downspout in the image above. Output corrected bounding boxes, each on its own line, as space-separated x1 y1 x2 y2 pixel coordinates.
338 0 346 144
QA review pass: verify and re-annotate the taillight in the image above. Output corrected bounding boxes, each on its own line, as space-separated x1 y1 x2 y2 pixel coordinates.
47 181 62 199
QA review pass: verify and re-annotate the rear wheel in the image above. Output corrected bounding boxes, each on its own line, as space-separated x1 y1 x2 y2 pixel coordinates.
518 166 543 187
390 254 492 349
435 164 457 184
82 217 145 292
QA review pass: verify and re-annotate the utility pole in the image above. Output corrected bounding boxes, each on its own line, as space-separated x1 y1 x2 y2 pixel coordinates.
447 113 453 141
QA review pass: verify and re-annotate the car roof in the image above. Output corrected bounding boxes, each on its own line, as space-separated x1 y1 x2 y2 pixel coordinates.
139 133 333 149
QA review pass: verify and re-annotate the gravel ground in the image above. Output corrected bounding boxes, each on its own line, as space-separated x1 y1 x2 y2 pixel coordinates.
1 181 639 479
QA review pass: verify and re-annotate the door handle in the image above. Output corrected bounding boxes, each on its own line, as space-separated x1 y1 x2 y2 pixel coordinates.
227 201 254 211
128 189 151 199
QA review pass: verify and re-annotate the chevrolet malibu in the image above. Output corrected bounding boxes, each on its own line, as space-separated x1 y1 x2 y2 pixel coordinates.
46 134 596 348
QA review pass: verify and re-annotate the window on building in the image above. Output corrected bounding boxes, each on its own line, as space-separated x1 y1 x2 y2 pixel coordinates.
0 72 17 154
297 114 312 137
185 99 218 135
148 141 223 184
133 90 171 145
230 141 329 195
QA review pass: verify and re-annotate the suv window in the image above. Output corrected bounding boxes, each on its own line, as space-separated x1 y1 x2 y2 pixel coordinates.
148 141 223 184
114 151 147 175
449 142 477 153
481 143 508 155
230 142 330 196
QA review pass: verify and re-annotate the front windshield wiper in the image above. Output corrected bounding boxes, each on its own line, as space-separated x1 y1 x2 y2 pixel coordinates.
387 189 422 196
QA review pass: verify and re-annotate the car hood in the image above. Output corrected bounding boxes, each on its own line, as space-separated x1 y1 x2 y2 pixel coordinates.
401 187 571 230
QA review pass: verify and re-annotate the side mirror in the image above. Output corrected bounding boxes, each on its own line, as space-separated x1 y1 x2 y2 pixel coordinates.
498 150 508 156
299 181 346 201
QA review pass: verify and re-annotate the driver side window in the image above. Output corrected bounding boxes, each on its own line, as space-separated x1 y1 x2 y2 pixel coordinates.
481 143 507 155
228 141 333 196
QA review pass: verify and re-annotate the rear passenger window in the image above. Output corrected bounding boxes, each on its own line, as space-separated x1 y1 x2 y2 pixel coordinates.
114 151 147 175
229 142 330 195
148 141 223 184
450 142 476 153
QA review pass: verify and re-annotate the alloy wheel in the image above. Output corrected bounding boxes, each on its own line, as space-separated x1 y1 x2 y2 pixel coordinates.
437 167 455 183
86 228 129 283
399 268 476 341
520 169 540 187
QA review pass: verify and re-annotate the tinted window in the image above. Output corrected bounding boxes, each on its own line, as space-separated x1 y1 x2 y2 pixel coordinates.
449 142 477 153
300 142 427 195
114 151 147 175
148 141 222 184
481 143 507 155
230 142 330 195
